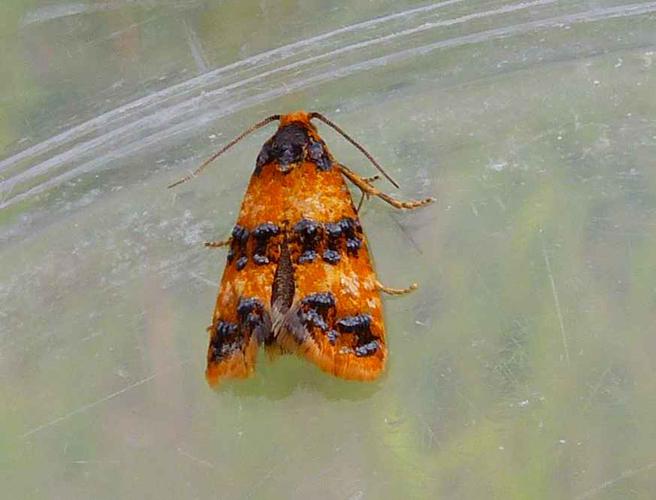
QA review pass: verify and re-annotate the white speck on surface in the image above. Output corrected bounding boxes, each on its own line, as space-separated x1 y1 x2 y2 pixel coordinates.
471 203 479 216
487 160 507 172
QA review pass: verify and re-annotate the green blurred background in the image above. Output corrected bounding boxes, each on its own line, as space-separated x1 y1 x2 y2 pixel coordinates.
1 1 656 498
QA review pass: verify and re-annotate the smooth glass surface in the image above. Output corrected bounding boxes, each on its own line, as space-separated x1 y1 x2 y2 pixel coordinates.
2 1 656 498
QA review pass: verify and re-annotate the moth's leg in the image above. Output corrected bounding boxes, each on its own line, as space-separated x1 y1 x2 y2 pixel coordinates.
356 192 368 213
338 163 434 210
376 279 418 296
204 237 232 249
356 174 381 212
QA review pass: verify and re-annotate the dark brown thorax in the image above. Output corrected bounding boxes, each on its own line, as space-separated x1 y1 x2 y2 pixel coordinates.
255 116 332 174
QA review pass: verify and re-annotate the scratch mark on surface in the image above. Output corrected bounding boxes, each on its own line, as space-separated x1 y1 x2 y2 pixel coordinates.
575 461 656 499
389 213 422 254
183 19 209 73
581 365 612 413
21 1 201 26
244 444 299 499
21 359 191 439
72 459 120 464
190 271 217 288
416 412 437 448
540 230 570 366
177 447 216 469
84 16 159 48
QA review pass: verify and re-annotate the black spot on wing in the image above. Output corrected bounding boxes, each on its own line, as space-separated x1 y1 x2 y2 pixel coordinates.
346 238 362 254
301 308 328 331
336 313 372 334
326 329 340 345
294 218 322 264
208 320 240 362
294 218 321 238
232 224 249 244
287 294 380 353
237 297 272 345
290 291 338 344
355 339 380 357
252 222 280 265
324 222 342 239
298 250 317 264
322 222 342 264
229 224 250 269
336 313 380 357
229 222 283 271
235 256 248 270
338 218 363 256
301 292 336 310
290 217 365 265
209 299 273 361
322 249 340 264
237 297 263 320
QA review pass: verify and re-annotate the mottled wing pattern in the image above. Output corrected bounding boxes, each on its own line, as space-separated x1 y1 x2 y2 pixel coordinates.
277 211 386 380
205 223 275 385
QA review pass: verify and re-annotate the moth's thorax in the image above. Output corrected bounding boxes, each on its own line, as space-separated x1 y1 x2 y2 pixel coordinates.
256 121 332 174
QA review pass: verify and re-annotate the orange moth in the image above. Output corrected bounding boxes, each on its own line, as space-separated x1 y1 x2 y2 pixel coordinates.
169 111 433 385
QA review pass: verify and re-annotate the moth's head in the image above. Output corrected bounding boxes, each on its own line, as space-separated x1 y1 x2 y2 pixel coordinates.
256 111 331 174
278 111 315 129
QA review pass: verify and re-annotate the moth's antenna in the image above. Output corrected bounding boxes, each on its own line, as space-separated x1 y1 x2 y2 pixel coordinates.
168 114 281 189
309 112 400 189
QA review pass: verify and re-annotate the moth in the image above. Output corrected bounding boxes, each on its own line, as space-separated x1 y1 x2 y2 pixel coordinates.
169 111 433 385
